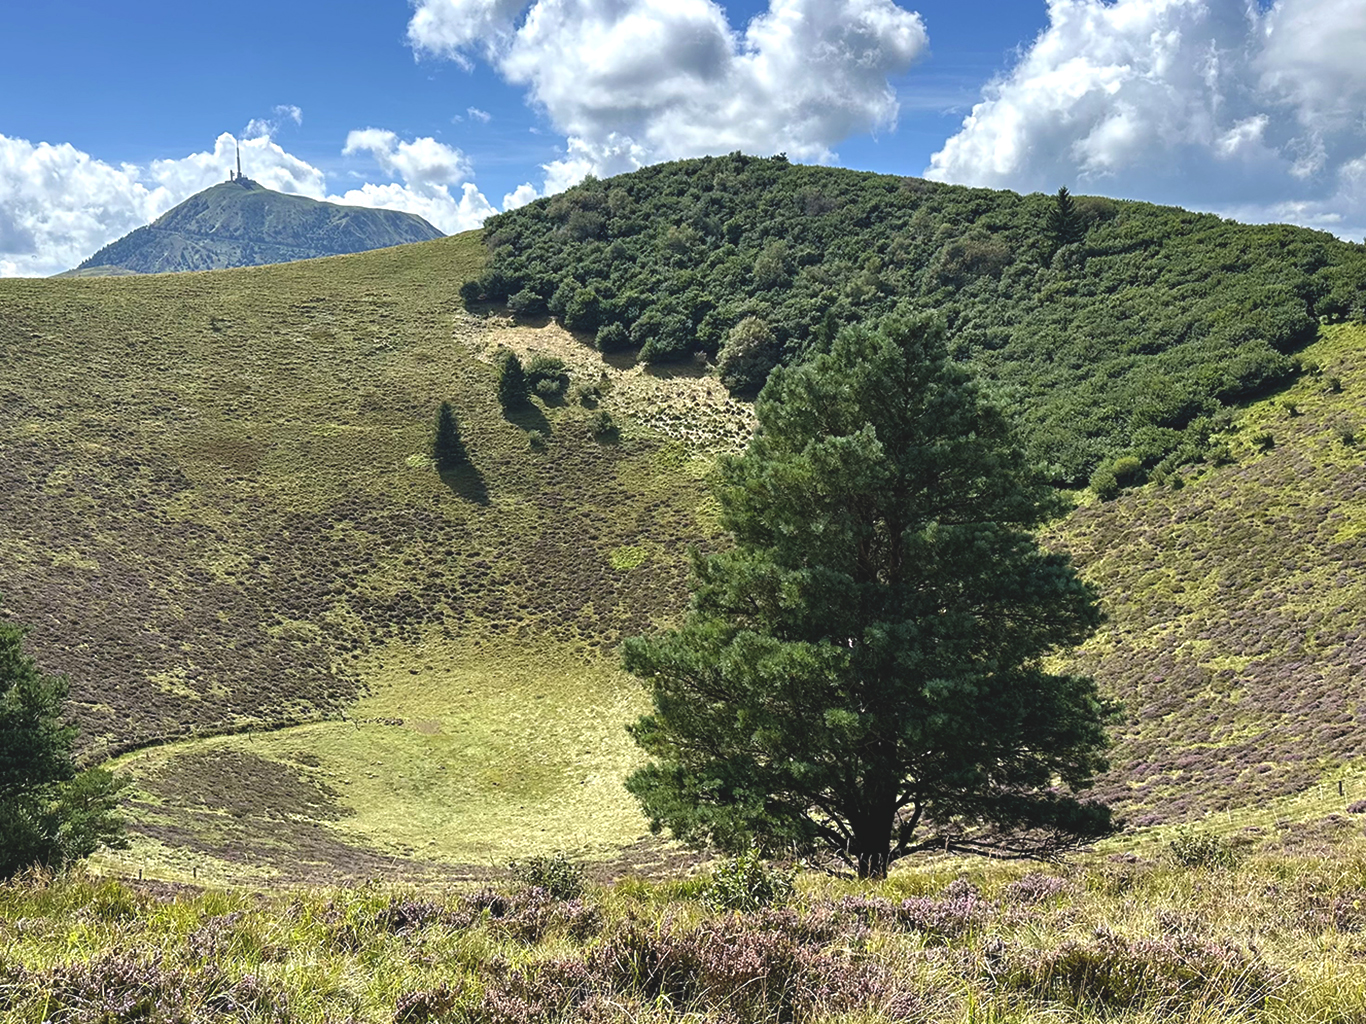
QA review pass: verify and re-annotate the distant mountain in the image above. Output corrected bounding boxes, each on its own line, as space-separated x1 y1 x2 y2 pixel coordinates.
64 177 444 276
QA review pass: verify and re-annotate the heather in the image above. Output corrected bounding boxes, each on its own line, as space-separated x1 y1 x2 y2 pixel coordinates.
11 844 1366 1024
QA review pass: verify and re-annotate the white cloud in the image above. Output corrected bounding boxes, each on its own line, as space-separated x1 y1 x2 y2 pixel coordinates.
338 130 492 232
243 104 306 141
408 0 928 191
0 128 502 278
0 134 169 277
502 182 541 210
466 106 492 123
928 0 1366 239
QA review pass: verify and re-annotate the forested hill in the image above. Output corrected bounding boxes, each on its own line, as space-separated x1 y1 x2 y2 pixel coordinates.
465 153 1366 486
68 178 444 276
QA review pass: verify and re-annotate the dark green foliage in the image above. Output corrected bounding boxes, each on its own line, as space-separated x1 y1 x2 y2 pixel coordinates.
0 610 127 878
496 348 529 410
623 315 1115 878
590 410 618 440
1045 186 1086 253
594 321 629 352
717 317 779 396
432 401 467 469
525 355 569 400
471 154 1366 485
508 288 547 317
1090 455 1145 500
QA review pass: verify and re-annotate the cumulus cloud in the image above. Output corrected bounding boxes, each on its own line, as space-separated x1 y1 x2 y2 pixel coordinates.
0 135 168 277
927 0 1366 238
0 128 500 277
408 0 928 193
337 130 492 232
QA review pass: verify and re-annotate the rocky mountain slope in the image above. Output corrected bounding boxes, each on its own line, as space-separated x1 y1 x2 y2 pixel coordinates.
66 177 443 275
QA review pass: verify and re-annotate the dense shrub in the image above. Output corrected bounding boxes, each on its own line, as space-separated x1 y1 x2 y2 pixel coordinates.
589 410 618 440
717 316 779 396
1167 827 1238 869
701 848 795 912
507 288 546 317
594 321 629 352
525 354 569 400
509 851 585 901
495 348 529 410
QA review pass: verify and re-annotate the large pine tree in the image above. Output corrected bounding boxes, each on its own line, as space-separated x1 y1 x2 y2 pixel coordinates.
624 314 1116 877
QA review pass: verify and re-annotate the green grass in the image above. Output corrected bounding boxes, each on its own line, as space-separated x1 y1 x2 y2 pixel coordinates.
103 636 653 883
1054 323 1366 826
0 234 721 882
6 227 1366 884
14 846 1366 1023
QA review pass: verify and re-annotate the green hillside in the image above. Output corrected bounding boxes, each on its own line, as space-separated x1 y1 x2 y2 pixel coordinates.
67 178 444 276
3 181 1366 883
0 232 749 880
467 154 1366 485
1057 323 1366 828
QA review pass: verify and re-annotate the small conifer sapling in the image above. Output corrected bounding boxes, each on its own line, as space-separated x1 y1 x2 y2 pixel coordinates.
432 401 467 469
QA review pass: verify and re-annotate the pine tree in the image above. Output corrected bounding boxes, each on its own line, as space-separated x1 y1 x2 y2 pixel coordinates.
623 314 1115 878
0 609 127 878
1046 185 1085 252
432 401 466 469
496 349 529 410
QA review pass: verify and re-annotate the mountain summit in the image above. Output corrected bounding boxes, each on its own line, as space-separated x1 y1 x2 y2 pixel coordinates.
65 177 444 276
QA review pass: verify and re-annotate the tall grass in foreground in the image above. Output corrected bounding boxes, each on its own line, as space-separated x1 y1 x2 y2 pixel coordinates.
7 847 1366 1023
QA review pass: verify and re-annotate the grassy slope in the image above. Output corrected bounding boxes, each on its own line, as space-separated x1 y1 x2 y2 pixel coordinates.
1057 324 1366 829
11 848 1366 1024
0 234 727 881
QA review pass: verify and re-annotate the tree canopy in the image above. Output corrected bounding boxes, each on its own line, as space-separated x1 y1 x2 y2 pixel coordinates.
0 608 127 878
623 314 1116 877
466 153 1366 486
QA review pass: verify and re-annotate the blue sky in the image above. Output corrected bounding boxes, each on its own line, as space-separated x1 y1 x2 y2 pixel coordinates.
3 0 1366 276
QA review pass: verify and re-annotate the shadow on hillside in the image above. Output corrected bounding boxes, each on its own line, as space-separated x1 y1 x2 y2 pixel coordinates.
439 464 490 505
503 403 551 435
511 311 553 329
599 348 640 371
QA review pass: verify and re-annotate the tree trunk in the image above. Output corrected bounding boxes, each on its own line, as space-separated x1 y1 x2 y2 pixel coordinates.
852 802 896 879
856 848 890 880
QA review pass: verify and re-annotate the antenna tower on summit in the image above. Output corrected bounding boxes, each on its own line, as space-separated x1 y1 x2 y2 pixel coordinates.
229 142 243 182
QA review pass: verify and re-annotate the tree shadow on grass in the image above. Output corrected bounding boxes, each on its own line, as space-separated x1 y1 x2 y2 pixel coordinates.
502 402 551 435
439 463 490 505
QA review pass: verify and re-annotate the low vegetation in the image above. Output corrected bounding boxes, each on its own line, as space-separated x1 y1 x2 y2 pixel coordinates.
11 843 1366 1023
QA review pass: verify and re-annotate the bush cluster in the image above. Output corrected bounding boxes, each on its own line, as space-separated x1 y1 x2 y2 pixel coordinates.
461 153 1366 485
